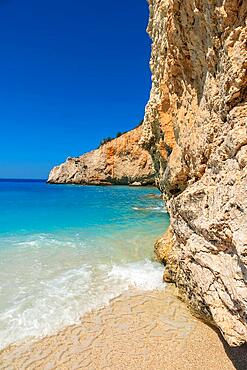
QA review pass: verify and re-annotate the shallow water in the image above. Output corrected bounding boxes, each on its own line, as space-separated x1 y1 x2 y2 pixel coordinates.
0 180 169 349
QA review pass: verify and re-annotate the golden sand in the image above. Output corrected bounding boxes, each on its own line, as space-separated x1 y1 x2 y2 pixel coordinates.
0 286 246 370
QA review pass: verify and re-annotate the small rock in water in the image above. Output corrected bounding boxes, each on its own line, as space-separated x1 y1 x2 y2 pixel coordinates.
130 182 142 186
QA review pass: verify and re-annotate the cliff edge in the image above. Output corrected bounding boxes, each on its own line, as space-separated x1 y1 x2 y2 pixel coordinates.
143 0 247 346
48 125 155 185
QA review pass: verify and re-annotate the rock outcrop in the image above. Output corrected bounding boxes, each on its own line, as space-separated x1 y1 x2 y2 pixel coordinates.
48 125 155 185
143 0 247 346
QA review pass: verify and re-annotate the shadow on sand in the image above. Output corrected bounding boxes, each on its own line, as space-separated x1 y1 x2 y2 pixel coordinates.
219 333 247 370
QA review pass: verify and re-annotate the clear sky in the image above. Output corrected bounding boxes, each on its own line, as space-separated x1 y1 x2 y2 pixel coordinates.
0 0 151 179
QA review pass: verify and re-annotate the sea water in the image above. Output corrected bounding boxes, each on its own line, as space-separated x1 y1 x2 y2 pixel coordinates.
0 180 169 349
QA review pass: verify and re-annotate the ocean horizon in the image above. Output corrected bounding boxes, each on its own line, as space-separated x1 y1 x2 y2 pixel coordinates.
0 178 46 182
0 179 169 349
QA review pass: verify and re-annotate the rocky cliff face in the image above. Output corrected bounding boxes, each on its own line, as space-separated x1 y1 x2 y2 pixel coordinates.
142 0 247 346
48 126 155 185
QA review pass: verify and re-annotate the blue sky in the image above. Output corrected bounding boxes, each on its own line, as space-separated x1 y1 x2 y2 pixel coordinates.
0 0 151 179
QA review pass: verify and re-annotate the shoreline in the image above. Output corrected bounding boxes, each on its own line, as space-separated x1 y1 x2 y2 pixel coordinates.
1 285 246 370
46 182 158 188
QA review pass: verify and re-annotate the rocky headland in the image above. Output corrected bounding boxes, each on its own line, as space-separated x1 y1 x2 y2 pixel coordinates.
142 0 247 346
48 125 155 186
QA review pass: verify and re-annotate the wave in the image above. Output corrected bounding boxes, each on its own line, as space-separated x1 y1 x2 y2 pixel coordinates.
0 259 165 350
132 205 167 213
108 260 165 291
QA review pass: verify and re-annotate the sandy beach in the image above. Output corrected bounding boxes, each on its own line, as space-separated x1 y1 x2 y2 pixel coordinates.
1 285 246 370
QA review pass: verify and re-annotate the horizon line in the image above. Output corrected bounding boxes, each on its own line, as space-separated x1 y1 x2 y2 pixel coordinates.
0 178 46 182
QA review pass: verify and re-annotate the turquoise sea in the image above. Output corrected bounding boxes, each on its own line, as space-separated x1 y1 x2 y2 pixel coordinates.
0 180 169 349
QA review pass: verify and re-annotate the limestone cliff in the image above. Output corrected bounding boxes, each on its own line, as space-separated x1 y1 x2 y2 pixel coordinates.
143 0 247 346
48 125 155 185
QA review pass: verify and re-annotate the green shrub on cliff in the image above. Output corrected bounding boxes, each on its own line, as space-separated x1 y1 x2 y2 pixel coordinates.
98 119 144 148
98 136 113 147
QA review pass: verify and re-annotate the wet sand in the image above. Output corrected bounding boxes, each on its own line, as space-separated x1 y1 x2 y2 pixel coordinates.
0 286 246 370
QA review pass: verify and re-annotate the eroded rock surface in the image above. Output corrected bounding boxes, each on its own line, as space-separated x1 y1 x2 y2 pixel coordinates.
143 0 247 346
48 126 155 185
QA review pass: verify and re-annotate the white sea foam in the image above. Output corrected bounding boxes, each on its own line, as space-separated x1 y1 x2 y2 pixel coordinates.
108 260 165 291
132 205 167 213
0 258 165 350
0 264 93 349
